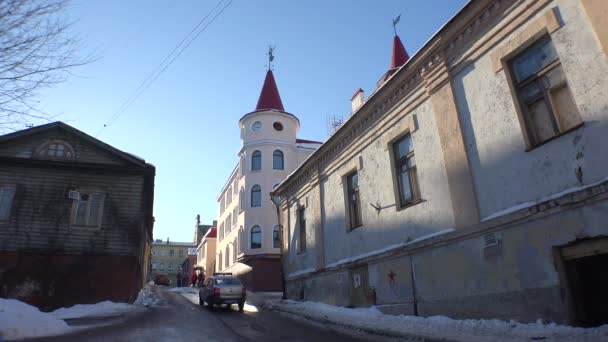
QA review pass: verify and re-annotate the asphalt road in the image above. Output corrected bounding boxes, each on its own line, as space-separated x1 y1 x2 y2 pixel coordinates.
29 286 381 342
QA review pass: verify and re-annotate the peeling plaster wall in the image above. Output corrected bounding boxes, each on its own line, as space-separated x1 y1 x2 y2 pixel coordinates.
319 100 454 268
453 0 608 219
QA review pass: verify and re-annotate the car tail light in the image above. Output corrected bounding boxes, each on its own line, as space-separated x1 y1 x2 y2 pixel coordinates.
241 287 246 297
213 287 220 297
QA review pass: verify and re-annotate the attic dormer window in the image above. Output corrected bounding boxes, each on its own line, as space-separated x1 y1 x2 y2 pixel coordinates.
36 141 74 160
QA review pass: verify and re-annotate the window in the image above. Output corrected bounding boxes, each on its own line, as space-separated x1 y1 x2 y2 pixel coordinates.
218 252 222 271
273 150 284 170
273 225 280 249
168 263 173 271
152 250 157 256
225 245 230 268
273 122 284 131
251 121 262 132
233 237 238 260
35 141 75 159
178 250 183 257
239 188 245 212
239 227 244 253
170 249 174 257
152 262 157 270
392 134 420 208
227 187 232 204
251 150 262 171
220 197 225 215
298 208 306 252
72 191 105 228
233 207 237 226
251 185 261 207
233 181 238 195
0 186 16 224
219 223 224 241
160 263 164 270
250 225 261 249
161 250 167 256
226 214 231 234
509 35 581 147
346 172 362 229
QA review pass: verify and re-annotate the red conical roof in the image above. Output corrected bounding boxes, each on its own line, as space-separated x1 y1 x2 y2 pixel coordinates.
390 35 410 69
255 69 284 112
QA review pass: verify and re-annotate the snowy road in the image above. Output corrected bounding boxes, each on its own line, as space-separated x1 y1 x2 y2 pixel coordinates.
26 286 383 342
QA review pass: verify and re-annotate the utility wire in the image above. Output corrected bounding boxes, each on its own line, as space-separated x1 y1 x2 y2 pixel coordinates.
96 0 233 137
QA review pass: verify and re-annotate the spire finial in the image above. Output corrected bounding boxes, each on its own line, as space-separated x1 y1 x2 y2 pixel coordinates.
267 45 276 71
392 14 401 36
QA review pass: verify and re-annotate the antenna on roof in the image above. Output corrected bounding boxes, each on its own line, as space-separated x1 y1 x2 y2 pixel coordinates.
266 45 276 71
326 114 344 137
392 14 401 36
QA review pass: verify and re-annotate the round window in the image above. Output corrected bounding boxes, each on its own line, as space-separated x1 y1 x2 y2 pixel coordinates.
252 121 262 132
273 122 284 131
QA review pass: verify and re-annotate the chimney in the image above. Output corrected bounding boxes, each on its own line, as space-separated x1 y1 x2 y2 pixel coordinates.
166 237 169 244
212 220 217 226
351 88 365 113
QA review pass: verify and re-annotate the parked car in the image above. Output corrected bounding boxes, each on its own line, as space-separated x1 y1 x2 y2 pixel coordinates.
199 273 246 312
154 274 170 286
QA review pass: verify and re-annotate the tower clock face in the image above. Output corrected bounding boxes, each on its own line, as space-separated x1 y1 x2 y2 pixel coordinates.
252 121 262 132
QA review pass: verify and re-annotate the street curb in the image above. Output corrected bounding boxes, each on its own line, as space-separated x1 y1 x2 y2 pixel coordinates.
267 304 458 342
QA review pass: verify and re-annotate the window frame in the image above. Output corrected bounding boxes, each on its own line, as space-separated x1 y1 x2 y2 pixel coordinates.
391 134 421 209
273 150 284 170
345 171 362 230
506 35 582 149
273 225 280 249
0 185 16 225
298 207 307 253
251 185 261 207
251 150 262 171
70 190 106 229
250 225 262 249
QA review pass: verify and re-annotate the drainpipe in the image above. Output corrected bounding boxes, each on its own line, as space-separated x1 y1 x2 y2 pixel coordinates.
409 255 419 316
270 191 287 300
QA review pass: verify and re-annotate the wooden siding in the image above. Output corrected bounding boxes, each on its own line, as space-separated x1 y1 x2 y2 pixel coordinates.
0 165 146 256
0 127 131 166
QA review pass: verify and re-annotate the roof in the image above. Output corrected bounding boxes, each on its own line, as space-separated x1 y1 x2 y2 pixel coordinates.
152 241 196 247
390 35 410 69
296 138 323 144
0 121 152 168
255 69 285 112
203 227 217 239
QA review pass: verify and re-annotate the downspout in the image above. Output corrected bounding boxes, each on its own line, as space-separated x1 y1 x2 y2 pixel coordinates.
409 254 418 316
270 191 287 300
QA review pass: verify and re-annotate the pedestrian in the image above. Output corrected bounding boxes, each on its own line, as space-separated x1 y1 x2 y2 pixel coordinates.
197 272 204 287
191 272 197 287
176 271 182 287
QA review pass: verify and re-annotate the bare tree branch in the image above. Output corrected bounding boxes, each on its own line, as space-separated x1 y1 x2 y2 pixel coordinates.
0 0 89 132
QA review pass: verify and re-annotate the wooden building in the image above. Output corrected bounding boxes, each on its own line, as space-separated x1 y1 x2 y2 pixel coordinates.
0 122 155 310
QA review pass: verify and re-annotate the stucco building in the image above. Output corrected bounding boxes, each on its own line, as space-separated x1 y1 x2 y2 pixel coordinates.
150 239 195 287
273 0 608 327
215 68 321 291
0 122 155 310
196 226 217 278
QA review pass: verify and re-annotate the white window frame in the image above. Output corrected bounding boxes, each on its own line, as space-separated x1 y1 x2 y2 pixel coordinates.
71 190 106 229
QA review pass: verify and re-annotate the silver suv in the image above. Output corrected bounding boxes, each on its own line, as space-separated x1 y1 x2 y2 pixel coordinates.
199 273 246 312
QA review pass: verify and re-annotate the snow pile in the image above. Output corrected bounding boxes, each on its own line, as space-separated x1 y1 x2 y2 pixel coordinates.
0 298 70 341
267 300 608 342
51 301 134 320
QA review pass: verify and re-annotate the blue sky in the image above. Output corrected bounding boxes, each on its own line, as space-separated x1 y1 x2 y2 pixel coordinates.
37 0 467 242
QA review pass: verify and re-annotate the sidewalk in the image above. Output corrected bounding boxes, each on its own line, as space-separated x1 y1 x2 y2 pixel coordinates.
265 299 608 342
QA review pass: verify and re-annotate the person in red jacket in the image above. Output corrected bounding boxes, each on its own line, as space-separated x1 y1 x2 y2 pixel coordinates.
191 272 197 287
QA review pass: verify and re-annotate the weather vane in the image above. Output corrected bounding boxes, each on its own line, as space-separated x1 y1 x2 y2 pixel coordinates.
392 14 401 35
267 45 276 71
